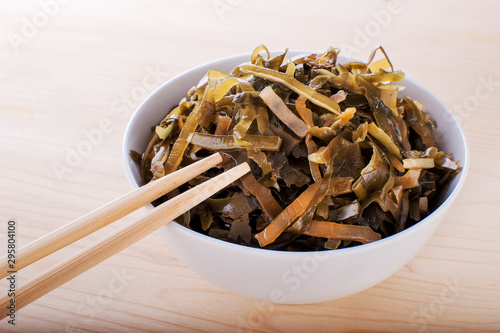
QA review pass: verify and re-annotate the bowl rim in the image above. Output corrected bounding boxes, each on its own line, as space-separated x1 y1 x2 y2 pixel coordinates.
122 50 469 258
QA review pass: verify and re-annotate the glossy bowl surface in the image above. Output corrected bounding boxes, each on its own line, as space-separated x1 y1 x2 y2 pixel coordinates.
123 51 468 304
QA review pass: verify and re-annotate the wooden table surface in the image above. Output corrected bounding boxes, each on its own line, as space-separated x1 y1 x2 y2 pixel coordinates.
1 0 499 331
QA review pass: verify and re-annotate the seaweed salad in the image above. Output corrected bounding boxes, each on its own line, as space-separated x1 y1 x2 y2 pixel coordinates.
131 45 461 251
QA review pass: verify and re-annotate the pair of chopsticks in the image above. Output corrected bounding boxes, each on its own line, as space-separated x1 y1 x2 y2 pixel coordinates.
0 153 250 320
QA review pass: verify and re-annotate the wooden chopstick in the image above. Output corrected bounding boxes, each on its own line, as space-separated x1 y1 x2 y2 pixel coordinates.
0 162 250 320
0 153 223 280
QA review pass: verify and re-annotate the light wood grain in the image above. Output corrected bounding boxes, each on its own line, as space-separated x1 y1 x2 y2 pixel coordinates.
1 0 499 332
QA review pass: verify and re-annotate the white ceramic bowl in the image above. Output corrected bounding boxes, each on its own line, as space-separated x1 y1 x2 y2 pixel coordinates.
123 51 469 304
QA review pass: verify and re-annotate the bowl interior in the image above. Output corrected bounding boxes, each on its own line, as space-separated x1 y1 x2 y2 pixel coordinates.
123 50 469 248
